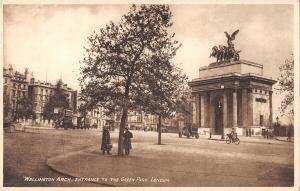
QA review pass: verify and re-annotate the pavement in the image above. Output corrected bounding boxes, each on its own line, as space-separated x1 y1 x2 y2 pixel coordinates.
208 134 294 144
46 131 294 187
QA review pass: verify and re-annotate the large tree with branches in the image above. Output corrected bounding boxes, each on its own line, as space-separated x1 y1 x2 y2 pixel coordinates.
43 79 70 125
277 56 294 117
79 4 184 155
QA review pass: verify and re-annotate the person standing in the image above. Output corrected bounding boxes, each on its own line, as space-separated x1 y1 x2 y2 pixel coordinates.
123 128 133 155
101 126 111 155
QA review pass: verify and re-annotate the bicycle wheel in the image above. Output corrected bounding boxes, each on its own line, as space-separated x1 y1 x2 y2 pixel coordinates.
225 136 231 144
234 138 240 145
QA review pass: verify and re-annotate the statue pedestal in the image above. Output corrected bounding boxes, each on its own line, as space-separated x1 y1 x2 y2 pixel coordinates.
198 60 263 79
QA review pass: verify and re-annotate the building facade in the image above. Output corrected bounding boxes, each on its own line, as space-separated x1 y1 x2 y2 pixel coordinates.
3 65 78 126
3 66 32 121
28 78 77 122
188 60 276 137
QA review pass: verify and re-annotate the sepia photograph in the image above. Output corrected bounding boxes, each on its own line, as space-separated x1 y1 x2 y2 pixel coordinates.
1 1 299 189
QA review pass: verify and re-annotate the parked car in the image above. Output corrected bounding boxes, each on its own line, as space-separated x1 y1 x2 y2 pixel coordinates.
179 124 199 139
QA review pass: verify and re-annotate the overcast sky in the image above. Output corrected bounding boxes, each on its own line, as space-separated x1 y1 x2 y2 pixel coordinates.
3 4 294 123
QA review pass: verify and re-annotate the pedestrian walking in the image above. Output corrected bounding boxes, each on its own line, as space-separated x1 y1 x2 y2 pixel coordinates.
123 128 133 155
101 126 112 155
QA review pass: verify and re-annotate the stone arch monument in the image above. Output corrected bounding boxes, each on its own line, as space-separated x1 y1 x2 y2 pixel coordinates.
188 30 277 137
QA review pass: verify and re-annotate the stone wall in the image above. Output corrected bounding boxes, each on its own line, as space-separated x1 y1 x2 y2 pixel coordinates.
252 89 271 127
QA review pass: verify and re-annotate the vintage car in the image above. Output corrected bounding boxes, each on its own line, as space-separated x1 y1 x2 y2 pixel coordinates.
179 124 199 139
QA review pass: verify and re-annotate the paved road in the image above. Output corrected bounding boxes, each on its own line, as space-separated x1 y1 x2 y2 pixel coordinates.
3 128 106 187
3 128 294 187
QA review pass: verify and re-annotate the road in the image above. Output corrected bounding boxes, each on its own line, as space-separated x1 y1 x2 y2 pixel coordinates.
3 128 294 187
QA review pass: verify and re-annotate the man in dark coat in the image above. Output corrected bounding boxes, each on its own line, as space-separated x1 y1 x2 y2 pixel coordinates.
101 126 111 155
123 128 133 155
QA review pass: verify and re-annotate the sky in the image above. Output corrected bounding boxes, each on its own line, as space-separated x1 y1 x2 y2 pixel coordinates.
3 4 294 123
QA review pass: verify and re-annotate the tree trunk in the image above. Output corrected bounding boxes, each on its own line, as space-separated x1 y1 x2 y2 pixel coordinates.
158 115 162 145
118 107 128 155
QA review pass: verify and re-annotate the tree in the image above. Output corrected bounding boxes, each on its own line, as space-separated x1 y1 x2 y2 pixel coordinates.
136 67 189 145
79 4 181 155
3 93 13 123
43 79 69 125
277 56 294 116
15 96 35 121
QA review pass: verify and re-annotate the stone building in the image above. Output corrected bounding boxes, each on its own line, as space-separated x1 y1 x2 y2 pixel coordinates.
188 60 276 137
76 101 109 129
28 78 77 122
3 65 32 121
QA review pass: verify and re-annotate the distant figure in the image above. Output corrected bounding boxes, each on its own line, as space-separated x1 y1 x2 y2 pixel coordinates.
266 129 269 139
101 126 111 155
123 128 133 155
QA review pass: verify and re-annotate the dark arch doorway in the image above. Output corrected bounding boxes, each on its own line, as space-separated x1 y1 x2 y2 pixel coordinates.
214 96 223 135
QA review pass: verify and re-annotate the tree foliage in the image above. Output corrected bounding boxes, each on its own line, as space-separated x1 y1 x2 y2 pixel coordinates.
137 67 189 144
79 4 183 155
43 79 69 122
3 94 13 122
15 96 35 120
277 56 294 116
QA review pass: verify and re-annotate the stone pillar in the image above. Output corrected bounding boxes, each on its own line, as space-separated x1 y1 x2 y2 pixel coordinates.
205 93 210 129
242 89 248 127
209 93 215 135
269 91 273 128
247 89 253 126
195 94 200 127
232 89 238 128
222 91 228 138
200 94 205 127
192 96 196 124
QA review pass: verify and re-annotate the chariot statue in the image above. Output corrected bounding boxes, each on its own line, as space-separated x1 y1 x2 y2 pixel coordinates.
210 29 241 63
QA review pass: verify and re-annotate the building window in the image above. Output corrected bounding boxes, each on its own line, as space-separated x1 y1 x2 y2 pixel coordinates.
259 115 264 126
13 83 16 88
5 78 7 83
137 116 141 122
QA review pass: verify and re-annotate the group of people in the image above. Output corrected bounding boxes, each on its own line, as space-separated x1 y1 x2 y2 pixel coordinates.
101 126 133 155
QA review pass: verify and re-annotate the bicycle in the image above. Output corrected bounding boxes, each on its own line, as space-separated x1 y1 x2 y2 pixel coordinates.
226 133 240 145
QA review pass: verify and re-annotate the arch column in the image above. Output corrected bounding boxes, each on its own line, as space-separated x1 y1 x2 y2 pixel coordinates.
232 89 238 129
222 91 228 139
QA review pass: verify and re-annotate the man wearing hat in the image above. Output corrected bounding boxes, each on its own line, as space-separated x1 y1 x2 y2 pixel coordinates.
123 128 133 155
101 126 112 155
